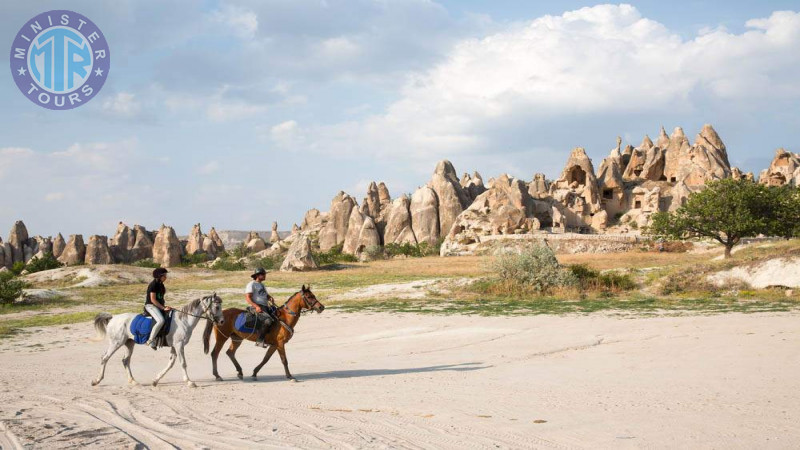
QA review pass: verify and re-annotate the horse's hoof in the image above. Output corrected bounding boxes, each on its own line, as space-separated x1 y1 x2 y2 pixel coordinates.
128 380 138 386
152 381 158 387
288 377 297 383
214 376 223 382
237 373 243 380
188 381 197 388
251 375 258 381
91 380 99 386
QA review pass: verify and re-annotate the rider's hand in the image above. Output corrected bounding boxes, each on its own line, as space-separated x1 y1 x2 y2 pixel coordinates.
164 306 172 311
255 306 263 314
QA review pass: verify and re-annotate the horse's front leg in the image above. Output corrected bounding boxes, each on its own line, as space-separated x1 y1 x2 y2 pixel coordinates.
177 344 196 388
251 344 277 380
121 340 137 385
92 340 123 386
276 345 295 381
152 347 177 387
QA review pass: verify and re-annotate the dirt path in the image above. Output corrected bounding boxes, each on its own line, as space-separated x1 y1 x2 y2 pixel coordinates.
0 311 799 448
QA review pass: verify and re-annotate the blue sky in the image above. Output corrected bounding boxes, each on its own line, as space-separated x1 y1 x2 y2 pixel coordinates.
1 1 799 237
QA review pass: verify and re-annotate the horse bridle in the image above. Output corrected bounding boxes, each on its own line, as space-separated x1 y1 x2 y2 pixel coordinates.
283 291 319 317
182 295 223 322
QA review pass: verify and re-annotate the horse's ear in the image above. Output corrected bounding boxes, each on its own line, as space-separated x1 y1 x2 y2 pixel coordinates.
301 284 306 292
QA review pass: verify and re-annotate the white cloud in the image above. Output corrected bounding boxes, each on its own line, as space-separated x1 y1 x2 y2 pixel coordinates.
197 160 221 174
212 4 259 39
267 120 304 148
277 5 800 163
206 100 267 122
102 92 141 117
44 192 65 202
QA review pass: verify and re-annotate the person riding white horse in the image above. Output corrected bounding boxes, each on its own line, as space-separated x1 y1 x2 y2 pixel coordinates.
145 267 171 349
92 294 224 387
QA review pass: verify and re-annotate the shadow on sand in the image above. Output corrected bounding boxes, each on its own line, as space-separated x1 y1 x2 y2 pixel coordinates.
197 362 489 384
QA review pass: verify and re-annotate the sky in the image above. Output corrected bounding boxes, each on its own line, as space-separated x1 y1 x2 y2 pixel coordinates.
1 1 799 237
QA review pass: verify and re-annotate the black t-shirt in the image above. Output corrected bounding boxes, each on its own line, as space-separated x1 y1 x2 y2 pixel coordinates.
146 279 166 306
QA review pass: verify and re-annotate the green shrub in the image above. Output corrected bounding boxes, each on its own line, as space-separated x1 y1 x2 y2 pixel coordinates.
488 244 577 294
211 258 246 271
10 261 26 275
569 264 636 291
131 258 161 268
180 252 209 266
363 245 385 260
385 242 422 257
230 242 248 258
25 253 63 274
247 255 279 271
0 271 27 305
384 239 442 258
313 243 358 265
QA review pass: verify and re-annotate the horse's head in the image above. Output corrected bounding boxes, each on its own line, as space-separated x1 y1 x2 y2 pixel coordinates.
203 292 225 325
300 285 324 313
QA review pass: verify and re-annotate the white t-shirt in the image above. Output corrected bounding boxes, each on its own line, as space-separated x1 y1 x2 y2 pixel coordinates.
245 280 270 306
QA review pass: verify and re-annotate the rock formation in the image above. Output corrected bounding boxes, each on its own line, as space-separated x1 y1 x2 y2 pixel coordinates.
85 235 113 265
410 186 440 246
318 192 357 251
270 222 281 243
428 160 470 237
441 174 541 255
208 227 225 252
129 225 154 262
52 233 66 259
280 236 318 272
58 234 86 265
153 225 183 267
300 208 326 231
383 195 417 245
342 209 380 256
760 148 800 187
185 223 205 256
596 139 626 217
245 233 267 253
7 220 28 265
549 147 603 230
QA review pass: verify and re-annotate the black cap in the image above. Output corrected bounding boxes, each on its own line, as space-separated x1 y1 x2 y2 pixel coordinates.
250 267 267 279
153 268 169 278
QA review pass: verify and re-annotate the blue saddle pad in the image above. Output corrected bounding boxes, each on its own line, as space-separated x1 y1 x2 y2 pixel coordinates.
234 312 256 333
130 312 173 344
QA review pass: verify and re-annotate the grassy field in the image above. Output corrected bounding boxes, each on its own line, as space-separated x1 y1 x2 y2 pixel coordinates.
1 241 798 338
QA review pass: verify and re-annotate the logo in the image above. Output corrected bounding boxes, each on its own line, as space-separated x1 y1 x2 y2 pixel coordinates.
9 10 110 110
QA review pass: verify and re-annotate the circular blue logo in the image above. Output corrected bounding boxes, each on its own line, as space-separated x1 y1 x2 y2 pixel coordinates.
9 10 110 110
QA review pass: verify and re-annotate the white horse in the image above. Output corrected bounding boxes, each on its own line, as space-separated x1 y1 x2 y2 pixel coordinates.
91 294 224 388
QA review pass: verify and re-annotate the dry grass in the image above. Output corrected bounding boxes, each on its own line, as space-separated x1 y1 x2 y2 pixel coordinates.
556 250 712 270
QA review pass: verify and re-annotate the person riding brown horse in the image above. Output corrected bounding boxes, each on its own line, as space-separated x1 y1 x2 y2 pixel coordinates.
203 285 324 381
245 267 277 347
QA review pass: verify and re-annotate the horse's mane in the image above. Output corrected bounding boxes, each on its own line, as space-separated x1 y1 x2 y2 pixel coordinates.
179 297 204 319
280 291 301 309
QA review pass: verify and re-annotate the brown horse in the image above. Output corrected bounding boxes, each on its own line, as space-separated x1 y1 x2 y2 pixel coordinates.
203 285 324 381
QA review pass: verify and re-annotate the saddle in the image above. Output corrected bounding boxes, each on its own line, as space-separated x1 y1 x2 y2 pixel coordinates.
234 308 274 334
130 311 173 347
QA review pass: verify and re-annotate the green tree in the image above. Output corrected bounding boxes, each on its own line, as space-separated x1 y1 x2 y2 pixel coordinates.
0 271 27 305
647 179 794 258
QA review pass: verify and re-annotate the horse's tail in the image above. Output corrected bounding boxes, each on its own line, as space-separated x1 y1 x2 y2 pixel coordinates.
203 319 214 354
93 312 113 340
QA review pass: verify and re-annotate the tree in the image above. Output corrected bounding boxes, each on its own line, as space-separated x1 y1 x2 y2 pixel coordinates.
0 271 27 305
646 179 795 258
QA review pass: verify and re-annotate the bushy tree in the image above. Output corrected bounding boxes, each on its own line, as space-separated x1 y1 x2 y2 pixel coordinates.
25 252 63 274
647 179 799 258
0 271 27 305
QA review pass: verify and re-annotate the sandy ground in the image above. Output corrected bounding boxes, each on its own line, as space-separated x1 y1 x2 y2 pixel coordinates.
0 311 799 449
